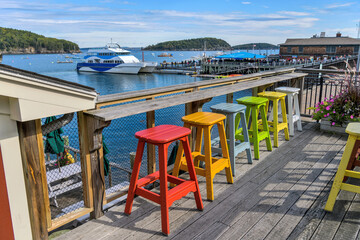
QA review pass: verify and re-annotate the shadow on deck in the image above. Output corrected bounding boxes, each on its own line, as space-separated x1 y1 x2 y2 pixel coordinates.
55 121 360 240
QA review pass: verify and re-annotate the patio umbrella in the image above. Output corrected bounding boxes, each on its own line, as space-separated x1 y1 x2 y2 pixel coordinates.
44 116 64 155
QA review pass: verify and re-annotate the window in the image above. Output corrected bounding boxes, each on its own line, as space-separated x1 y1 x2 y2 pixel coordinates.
298 46 303 53
88 60 93 63
287 47 291 53
326 46 336 53
354 46 359 53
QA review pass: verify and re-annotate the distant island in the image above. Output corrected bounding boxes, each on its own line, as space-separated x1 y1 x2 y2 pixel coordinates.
143 37 231 51
232 43 279 50
0 27 80 54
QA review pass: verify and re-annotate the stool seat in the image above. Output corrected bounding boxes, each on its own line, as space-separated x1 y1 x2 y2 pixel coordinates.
275 87 300 93
258 91 287 99
237 96 268 105
135 125 191 144
182 112 226 126
210 103 247 113
346 123 360 136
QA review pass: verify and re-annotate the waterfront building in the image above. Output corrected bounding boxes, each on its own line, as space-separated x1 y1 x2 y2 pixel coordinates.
279 32 360 59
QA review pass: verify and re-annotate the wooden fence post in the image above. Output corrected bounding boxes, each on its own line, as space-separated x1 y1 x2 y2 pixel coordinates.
82 114 111 219
18 119 50 240
146 110 156 174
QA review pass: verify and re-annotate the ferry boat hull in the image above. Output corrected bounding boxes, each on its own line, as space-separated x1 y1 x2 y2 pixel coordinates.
139 61 158 73
77 62 143 74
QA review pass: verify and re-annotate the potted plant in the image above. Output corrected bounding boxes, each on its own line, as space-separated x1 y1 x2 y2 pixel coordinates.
309 63 360 134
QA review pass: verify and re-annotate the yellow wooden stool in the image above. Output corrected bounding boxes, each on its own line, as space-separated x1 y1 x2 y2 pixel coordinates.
258 91 290 147
325 123 360 212
172 112 234 201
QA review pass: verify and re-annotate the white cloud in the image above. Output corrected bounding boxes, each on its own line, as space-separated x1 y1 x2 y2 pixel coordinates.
325 2 355 9
241 2 251 4
278 11 310 16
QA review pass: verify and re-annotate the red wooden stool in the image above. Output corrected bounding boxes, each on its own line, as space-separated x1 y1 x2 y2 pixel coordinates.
124 125 203 235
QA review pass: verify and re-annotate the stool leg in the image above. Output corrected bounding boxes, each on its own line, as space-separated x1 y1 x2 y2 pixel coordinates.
325 135 357 212
240 111 252 164
281 98 290 141
273 99 279 147
204 126 214 201
218 121 233 184
171 140 185 187
182 137 204 210
158 143 170 235
252 106 260 159
229 113 236 176
294 93 302 132
260 105 272 151
288 94 295 136
125 140 146 215
194 126 203 167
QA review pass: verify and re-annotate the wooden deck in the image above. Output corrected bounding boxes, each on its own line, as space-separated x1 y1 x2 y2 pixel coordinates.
55 121 360 240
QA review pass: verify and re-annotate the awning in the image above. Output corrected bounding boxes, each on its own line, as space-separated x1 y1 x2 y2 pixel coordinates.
215 52 266 60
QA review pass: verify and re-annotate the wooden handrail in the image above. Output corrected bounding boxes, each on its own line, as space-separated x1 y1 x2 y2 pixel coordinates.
297 68 360 75
96 68 296 107
87 72 307 121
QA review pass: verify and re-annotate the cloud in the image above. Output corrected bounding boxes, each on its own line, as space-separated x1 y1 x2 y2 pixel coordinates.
325 2 355 9
241 2 251 4
278 11 310 16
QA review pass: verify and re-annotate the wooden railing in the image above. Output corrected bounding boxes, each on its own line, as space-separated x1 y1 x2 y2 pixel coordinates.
21 68 308 238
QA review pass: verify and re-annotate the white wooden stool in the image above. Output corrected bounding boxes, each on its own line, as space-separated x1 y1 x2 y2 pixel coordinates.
269 87 302 136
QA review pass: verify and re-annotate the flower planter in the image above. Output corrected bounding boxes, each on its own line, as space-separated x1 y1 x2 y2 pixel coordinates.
320 118 347 135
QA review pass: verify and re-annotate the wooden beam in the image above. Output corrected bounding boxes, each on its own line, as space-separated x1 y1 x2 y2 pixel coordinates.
84 115 111 219
146 97 156 174
18 120 49 240
86 73 308 121
77 112 94 210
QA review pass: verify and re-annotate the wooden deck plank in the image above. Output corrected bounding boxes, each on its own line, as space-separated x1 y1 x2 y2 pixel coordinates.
239 134 344 240
215 132 335 240
263 137 347 240
54 122 360 240
332 180 360 240
169 125 319 239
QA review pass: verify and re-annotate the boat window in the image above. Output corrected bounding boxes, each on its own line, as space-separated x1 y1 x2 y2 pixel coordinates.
95 59 100 63
88 60 93 63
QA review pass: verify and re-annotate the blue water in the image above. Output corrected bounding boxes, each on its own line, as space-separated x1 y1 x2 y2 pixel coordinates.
2 50 265 183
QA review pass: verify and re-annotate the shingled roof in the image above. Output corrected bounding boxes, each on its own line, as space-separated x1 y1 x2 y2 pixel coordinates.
280 37 360 46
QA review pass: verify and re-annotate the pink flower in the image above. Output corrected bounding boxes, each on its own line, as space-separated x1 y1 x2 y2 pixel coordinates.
326 113 330 117
330 99 334 103
325 106 330 111
324 114 327 117
351 115 354 119
315 109 319 112
332 122 335 126
333 110 336 113
320 101 324 105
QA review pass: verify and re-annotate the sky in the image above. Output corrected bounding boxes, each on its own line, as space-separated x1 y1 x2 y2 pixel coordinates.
0 0 359 48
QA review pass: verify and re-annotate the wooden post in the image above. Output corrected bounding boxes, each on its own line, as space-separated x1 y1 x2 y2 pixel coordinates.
81 113 111 219
146 110 156 174
18 119 50 240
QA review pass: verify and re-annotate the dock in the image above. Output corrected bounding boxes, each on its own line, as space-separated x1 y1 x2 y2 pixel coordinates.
55 121 359 239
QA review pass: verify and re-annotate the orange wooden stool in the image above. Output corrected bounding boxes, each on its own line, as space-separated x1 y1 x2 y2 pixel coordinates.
124 125 203 235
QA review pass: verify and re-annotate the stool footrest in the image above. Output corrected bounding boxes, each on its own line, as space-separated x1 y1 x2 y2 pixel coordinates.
344 170 360 179
135 187 160 204
137 171 160 188
341 182 360 194
168 181 197 205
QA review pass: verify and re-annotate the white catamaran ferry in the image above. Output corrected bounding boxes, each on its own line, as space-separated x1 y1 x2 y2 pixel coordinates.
77 43 157 74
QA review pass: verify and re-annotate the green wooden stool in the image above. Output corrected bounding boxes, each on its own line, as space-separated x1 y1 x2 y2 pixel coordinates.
236 96 272 159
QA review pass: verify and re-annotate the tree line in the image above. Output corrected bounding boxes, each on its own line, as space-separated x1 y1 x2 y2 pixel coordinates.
0 27 79 53
143 37 232 51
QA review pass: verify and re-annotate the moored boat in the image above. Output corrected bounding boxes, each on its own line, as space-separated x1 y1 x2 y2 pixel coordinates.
77 43 143 74
139 61 158 73
158 52 173 57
